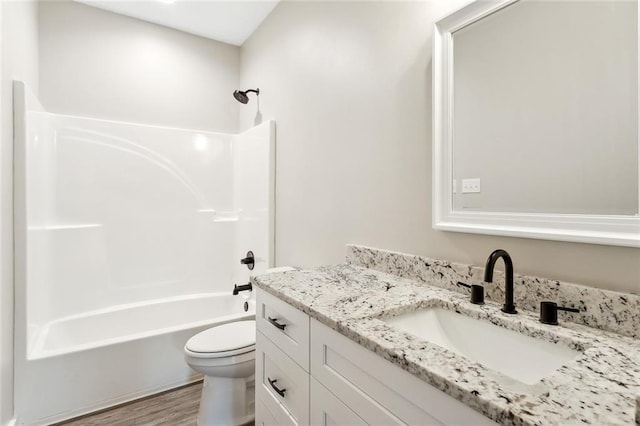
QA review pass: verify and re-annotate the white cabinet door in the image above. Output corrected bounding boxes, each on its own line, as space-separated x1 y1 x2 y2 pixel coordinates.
310 378 366 426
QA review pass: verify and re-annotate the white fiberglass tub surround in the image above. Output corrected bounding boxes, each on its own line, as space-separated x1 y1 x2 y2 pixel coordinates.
14 81 275 425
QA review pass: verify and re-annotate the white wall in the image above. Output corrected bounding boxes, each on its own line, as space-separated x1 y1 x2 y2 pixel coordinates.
0 2 39 424
38 1 241 133
239 0 640 295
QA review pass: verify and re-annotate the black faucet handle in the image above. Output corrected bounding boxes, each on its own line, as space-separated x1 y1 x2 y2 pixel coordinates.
240 251 255 270
456 282 485 305
539 301 580 325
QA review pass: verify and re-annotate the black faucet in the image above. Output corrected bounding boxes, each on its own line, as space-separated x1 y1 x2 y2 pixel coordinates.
233 282 252 295
483 249 517 314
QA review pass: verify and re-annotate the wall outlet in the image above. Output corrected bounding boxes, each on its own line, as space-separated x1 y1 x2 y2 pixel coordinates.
462 178 481 193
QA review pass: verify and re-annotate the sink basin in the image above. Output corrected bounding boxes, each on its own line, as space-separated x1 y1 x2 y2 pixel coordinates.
384 308 581 385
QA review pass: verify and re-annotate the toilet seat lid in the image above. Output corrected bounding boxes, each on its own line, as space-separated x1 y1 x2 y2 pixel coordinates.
186 320 256 354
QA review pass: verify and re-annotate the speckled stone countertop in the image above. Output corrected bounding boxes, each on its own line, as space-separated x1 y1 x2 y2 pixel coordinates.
252 264 640 426
345 245 640 339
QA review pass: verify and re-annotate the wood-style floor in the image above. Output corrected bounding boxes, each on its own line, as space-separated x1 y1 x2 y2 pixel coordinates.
55 381 202 426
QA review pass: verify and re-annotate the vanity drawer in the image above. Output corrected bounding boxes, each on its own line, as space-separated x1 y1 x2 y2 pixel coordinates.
256 330 310 425
256 288 310 371
310 319 497 426
256 397 279 426
256 395 297 426
310 377 366 426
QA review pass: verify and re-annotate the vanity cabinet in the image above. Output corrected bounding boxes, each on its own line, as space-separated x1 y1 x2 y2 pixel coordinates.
255 289 497 426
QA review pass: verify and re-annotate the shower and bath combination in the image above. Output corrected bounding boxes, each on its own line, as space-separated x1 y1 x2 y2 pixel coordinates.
14 81 275 425
233 88 260 104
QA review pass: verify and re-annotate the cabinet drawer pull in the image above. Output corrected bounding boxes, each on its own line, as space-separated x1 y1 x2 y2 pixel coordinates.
267 378 286 397
268 316 286 330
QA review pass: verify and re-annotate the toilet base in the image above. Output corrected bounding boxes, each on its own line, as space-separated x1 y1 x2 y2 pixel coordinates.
197 375 255 426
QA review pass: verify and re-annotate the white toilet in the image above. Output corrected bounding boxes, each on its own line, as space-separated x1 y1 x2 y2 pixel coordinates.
184 320 256 426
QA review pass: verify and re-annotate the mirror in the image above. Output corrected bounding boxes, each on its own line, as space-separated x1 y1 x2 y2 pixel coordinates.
433 0 640 247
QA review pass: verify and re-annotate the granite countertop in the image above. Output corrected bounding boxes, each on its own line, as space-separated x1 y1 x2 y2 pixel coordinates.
252 264 640 426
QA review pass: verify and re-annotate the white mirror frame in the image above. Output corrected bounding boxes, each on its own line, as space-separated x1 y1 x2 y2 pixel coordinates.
433 0 640 248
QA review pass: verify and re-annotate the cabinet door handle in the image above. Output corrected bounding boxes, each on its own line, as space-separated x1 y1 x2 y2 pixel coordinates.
268 316 286 330
267 378 286 397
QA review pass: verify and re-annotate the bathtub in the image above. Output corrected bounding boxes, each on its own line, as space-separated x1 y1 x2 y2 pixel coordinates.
17 293 255 425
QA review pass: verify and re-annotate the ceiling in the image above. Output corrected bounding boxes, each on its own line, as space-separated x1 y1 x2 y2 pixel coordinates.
77 0 280 46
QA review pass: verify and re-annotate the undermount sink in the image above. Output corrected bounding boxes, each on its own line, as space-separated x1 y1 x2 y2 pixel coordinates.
384 307 582 385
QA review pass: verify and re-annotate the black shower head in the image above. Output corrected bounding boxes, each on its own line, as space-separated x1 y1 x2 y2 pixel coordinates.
233 90 248 104
233 88 259 104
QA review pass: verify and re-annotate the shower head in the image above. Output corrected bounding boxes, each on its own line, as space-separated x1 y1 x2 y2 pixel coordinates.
233 88 259 104
233 90 248 104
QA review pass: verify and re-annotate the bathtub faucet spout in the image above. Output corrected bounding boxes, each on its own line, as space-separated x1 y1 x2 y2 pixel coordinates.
233 282 252 295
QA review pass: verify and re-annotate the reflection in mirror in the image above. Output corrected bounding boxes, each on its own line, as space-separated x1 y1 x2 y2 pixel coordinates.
433 0 640 246
451 0 638 215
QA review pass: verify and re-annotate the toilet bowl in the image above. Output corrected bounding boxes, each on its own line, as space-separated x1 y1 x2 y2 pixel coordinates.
184 320 256 426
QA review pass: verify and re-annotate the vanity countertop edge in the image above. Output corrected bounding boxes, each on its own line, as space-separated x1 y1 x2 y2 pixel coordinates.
251 264 640 426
